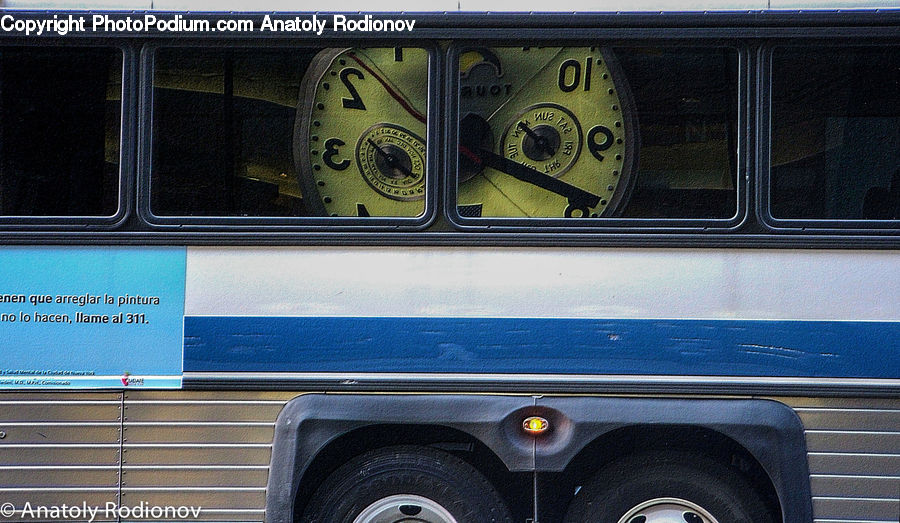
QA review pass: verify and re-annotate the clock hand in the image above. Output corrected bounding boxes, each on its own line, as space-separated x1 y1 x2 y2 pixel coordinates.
459 112 600 216
368 138 416 179
348 51 426 124
517 122 557 157
460 144 601 218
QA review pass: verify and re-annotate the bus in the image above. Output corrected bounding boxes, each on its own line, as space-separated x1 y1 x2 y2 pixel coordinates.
0 5 897 523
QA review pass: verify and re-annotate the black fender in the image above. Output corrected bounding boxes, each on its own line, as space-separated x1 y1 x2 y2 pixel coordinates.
265 393 811 523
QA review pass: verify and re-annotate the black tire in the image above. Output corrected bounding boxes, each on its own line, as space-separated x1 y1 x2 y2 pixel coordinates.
299 445 514 523
564 452 776 523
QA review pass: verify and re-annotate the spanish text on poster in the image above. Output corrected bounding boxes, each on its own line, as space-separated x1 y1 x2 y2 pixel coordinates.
0 247 186 389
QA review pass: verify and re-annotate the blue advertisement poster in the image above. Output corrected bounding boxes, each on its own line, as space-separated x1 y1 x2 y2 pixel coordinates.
0 247 186 389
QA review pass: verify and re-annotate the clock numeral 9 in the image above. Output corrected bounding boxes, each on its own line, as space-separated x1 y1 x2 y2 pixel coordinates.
557 57 594 93
340 67 367 111
323 138 350 171
587 125 614 161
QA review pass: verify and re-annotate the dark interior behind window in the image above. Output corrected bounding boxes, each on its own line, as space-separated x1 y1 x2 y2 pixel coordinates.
616 47 739 219
771 46 900 221
151 48 312 217
0 47 121 217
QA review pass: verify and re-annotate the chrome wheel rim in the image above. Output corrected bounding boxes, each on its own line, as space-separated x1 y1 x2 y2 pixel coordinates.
353 494 458 523
617 497 720 523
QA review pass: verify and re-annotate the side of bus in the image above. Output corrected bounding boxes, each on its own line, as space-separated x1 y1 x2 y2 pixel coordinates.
0 10 897 523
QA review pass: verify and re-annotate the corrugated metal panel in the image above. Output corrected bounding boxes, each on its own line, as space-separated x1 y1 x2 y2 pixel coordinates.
807 453 900 476
124 402 286 423
122 391 294 522
0 401 121 422
796 408 900 431
0 393 121 521
0 490 118 518
120 488 266 508
811 475 900 498
806 431 900 454
125 423 275 443
123 392 297 401
122 466 269 487
0 424 120 444
122 445 273 465
0 445 119 465
811 498 899 521
779 397 900 523
0 468 119 488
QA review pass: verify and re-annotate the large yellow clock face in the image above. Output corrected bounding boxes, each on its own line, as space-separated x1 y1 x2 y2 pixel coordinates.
296 47 428 217
457 47 636 218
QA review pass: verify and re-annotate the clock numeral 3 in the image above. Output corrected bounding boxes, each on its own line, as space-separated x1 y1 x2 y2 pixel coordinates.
323 138 351 171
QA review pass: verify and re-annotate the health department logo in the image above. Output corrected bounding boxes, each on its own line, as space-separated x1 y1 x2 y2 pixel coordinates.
121 372 144 386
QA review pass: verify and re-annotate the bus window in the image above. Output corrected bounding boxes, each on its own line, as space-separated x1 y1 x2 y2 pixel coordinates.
771 46 900 221
0 47 122 217
149 47 430 219
617 47 738 219
455 46 738 221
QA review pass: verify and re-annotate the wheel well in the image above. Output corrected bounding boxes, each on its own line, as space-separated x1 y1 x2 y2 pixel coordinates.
291 424 532 522
539 424 783 522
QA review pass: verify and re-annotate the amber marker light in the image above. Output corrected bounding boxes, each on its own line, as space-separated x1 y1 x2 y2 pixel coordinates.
522 416 549 435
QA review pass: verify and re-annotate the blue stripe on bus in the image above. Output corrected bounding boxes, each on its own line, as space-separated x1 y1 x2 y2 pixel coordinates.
183 316 900 378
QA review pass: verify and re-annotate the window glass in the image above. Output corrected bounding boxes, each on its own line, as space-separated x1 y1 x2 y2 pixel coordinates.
0 47 122 217
455 47 738 220
151 47 429 219
771 46 900 220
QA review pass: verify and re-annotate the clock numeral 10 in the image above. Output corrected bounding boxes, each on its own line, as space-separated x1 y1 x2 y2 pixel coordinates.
557 57 594 93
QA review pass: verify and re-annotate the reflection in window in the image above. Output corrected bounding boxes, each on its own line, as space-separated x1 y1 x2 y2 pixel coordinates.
151 47 429 219
455 46 738 220
0 47 122 217
771 47 900 220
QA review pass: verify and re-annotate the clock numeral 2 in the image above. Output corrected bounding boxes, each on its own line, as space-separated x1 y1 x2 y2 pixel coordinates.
340 68 367 111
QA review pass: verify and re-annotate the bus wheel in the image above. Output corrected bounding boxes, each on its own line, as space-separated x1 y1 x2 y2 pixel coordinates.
563 452 775 523
299 445 514 523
